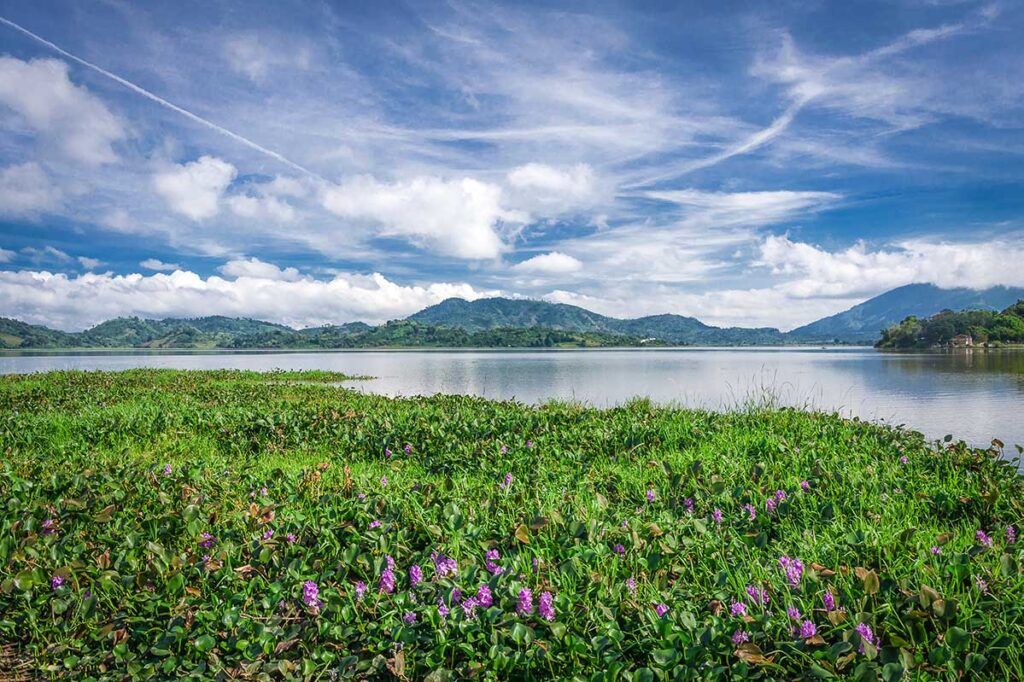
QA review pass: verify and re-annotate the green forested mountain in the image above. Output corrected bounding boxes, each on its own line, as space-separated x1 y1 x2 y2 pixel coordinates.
410 298 786 345
789 284 1024 343
0 317 77 348
876 300 1024 348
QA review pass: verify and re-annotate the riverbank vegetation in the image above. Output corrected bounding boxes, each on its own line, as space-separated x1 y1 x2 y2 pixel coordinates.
876 301 1024 349
1 370 1021 679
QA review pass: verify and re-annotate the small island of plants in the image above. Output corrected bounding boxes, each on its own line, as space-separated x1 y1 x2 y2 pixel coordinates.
0 370 1021 679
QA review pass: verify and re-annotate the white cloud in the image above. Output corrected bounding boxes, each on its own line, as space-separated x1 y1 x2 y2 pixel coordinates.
140 258 180 272
0 246 15 263
77 256 103 269
0 57 124 165
0 267 499 331
226 193 296 222
218 257 301 281
647 189 841 229
223 33 311 82
758 235 1024 298
21 245 72 264
506 163 599 216
153 156 237 220
0 162 62 216
320 175 524 259
512 251 583 274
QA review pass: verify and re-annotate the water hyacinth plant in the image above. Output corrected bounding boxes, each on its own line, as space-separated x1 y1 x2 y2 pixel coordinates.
0 369 1020 679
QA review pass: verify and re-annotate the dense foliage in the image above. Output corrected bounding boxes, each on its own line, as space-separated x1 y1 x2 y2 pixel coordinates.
0 370 1021 679
876 301 1024 349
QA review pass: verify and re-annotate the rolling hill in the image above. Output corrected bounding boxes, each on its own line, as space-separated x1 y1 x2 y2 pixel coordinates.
788 284 1024 343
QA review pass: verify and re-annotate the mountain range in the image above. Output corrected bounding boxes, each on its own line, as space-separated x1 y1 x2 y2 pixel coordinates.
1 283 1022 349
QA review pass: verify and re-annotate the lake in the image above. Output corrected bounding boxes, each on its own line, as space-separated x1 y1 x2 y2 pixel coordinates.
2 347 1022 451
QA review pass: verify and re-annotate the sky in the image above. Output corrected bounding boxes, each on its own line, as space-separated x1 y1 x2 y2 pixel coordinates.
0 0 1022 331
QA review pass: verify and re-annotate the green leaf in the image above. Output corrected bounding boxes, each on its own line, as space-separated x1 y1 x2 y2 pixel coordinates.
194 634 216 652
946 627 969 652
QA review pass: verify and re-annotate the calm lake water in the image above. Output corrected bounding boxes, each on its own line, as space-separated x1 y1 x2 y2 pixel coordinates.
2 347 1022 450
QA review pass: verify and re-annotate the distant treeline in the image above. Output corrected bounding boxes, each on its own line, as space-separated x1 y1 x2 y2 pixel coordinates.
876 300 1024 349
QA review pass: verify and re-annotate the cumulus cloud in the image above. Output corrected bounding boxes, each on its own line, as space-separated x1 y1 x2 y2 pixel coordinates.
77 256 103 269
139 258 180 272
226 193 296 222
506 163 599 216
153 156 237 220
512 251 583 274
0 56 124 164
0 162 62 216
320 175 524 259
218 257 301 281
758 235 1024 298
0 267 499 330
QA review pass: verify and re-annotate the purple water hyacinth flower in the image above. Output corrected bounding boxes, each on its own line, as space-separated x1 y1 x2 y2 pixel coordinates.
654 603 669 617
765 498 777 513
746 585 769 605
774 490 786 502
403 611 417 624
384 448 392 458
385 554 395 571
626 577 637 594
355 581 367 601
380 475 388 487
799 620 817 638
501 445 508 455
51 575 64 591
404 443 412 455
614 543 626 556
779 556 804 587
800 480 810 492
262 529 274 540
163 463 172 475
199 532 215 549
931 546 941 555
461 597 479 619
526 440 534 448
823 590 836 611
976 530 993 548
732 630 750 645
380 568 396 594
712 508 723 524
855 622 879 653
452 588 462 604
409 564 423 588
485 548 504 575
357 492 366 501
437 597 450 621
787 606 801 620
302 581 322 611
743 504 757 521
539 591 555 621
369 520 381 529
646 489 656 502
517 588 534 616
260 486 268 497
499 472 513 490
975 575 989 594
684 498 694 513
286 533 297 544
531 557 539 572
476 584 493 608
730 600 746 617
41 518 57 535
201 554 210 562
1006 525 1017 544
431 551 458 578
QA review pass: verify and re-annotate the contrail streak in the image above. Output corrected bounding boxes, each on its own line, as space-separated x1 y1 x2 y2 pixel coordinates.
0 15 324 181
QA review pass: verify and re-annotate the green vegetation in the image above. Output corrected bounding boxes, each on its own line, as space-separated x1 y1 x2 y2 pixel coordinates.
876 300 1024 349
1 370 1022 679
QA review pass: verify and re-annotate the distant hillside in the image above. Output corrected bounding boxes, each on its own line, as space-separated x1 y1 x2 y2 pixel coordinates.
788 284 1024 343
0 318 77 348
409 297 785 345
877 299 1024 348
76 316 293 348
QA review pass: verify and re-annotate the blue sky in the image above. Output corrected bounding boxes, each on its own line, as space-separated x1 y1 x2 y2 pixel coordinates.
0 0 1022 330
